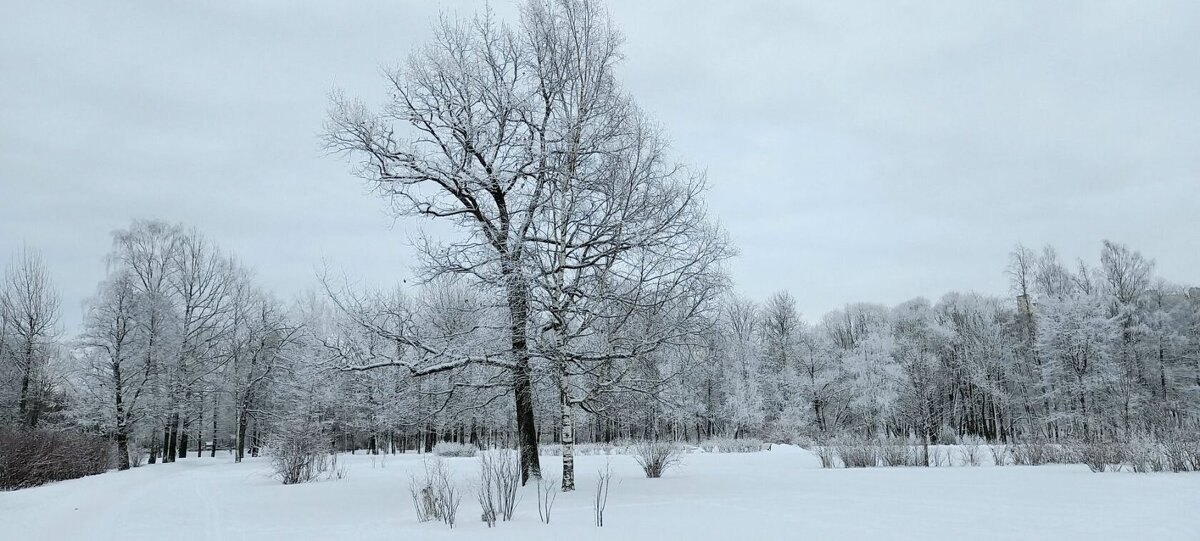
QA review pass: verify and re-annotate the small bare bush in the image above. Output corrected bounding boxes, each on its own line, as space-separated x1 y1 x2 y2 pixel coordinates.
409 458 462 528
633 440 683 478
989 444 1010 466
930 446 947 467
433 442 478 457
535 475 558 524
1162 433 1198 473
327 452 347 480
1076 440 1121 472
476 450 520 523
594 462 613 527
833 440 877 468
1121 435 1163 473
268 424 330 485
1012 441 1075 466
128 444 146 468
699 437 766 453
957 435 985 467
878 438 914 467
477 480 496 527
540 442 630 456
815 444 837 468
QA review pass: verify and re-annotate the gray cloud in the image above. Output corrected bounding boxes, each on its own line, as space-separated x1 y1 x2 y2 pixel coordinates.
2 0 1197 329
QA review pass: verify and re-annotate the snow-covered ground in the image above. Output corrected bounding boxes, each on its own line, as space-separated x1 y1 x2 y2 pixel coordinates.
3 445 1197 540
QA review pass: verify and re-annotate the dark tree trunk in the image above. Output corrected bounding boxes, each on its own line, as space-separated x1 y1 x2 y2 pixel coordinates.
210 399 218 458
18 370 31 426
504 257 541 484
236 410 248 462
164 416 178 463
149 431 160 464
116 425 131 471
178 427 189 459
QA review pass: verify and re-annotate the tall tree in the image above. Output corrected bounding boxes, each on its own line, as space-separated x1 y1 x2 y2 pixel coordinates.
0 247 60 427
79 271 147 469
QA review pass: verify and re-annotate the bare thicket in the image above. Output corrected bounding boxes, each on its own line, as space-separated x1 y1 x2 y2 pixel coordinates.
0 427 111 489
268 421 330 485
433 442 478 458
699 437 767 453
633 440 684 478
476 450 520 523
815 443 838 468
989 444 1010 466
957 435 985 466
832 439 878 468
1075 441 1113 472
878 437 915 467
409 458 461 528
1011 442 1070 466
930 446 947 467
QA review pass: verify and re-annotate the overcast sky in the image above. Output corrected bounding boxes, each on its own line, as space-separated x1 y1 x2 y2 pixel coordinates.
3 0 1198 330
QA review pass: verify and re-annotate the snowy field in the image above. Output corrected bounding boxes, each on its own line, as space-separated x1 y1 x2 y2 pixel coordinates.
3 445 1198 541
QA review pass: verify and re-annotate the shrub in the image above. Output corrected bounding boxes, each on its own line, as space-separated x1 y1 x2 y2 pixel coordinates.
535 475 558 524
1076 440 1121 473
878 437 915 467
957 435 985 467
594 462 613 527
128 444 146 468
815 444 837 468
540 442 630 456
1121 434 1164 473
988 444 1010 466
1011 441 1069 466
699 437 766 453
0 427 112 490
1162 433 1198 473
475 450 520 525
410 457 461 528
433 442 478 457
833 440 877 468
633 440 683 478
268 424 330 485
930 446 947 467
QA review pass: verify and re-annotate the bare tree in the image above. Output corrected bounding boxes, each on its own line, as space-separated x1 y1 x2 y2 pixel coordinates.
323 0 729 486
325 4 550 482
228 278 299 462
1 247 60 428
109 220 181 463
79 271 148 469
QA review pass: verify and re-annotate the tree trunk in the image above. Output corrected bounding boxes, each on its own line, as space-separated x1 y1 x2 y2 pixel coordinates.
148 433 159 465
210 398 218 458
115 424 131 471
236 409 248 463
506 270 541 484
165 415 178 463
560 376 575 492
18 369 31 426
178 424 189 459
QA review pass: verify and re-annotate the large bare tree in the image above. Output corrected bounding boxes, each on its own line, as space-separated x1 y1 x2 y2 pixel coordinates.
1 247 60 427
